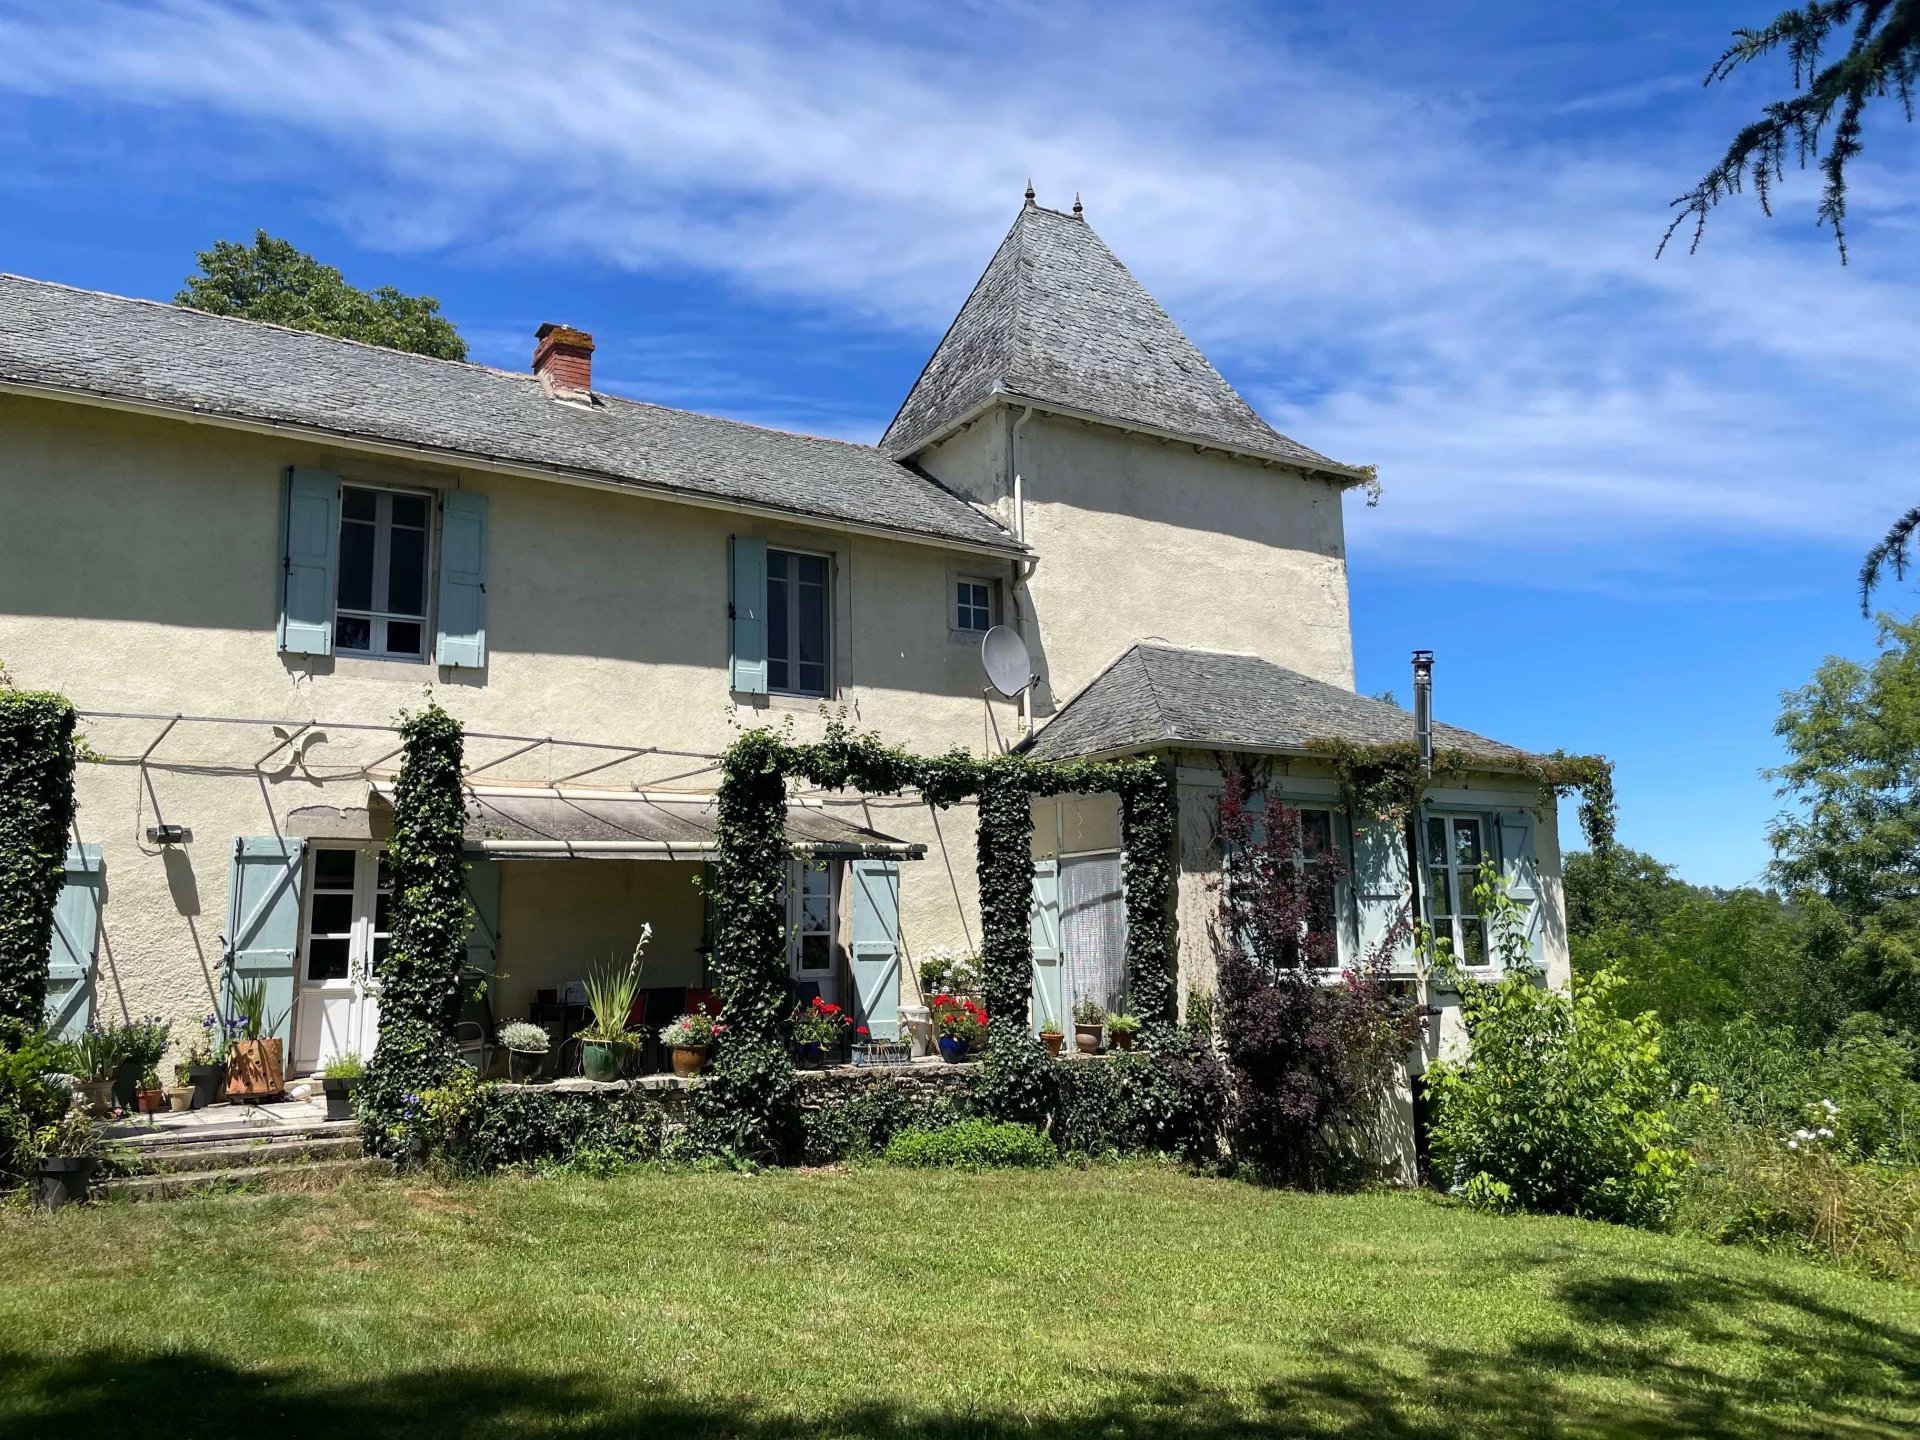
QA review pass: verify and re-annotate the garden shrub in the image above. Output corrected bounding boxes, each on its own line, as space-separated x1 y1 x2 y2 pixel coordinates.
405 1069 665 1175
1213 773 1422 1186
1053 1038 1229 1163
0 1020 77 1187
799 1074 969 1165
1425 966 1689 1227
882 1117 1055 1171
0 688 78 1029
1674 1090 1920 1281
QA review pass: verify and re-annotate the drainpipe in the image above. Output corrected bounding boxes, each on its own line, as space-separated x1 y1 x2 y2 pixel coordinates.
1011 406 1039 732
1411 649 1435 946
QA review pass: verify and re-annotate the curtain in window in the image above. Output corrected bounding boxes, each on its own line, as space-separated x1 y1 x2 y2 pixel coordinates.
1061 853 1126 1015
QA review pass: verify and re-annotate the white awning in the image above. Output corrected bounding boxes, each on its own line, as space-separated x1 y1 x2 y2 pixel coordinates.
365 783 925 862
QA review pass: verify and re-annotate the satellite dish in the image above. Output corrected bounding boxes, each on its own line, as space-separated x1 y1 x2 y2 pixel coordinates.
981 625 1035 699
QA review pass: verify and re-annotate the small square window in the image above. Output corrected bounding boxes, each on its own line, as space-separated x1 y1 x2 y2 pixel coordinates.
955 578 994 633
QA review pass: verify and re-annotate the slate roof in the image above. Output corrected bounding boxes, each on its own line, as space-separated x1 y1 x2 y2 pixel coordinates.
1021 641 1538 769
0 274 1020 553
882 203 1350 475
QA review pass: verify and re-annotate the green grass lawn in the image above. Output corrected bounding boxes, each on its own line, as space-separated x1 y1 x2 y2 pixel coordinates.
0 1167 1913 1439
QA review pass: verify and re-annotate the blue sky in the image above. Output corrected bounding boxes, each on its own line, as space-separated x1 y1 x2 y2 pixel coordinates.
2 0 1917 888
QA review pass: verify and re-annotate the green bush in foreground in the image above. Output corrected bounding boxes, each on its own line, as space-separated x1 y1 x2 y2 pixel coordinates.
1427 965 1688 1227
882 1118 1054 1171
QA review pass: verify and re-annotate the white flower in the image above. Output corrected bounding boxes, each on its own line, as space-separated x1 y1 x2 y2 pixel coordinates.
1818 1127 1834 1139
1787 1139 1799 1150
1794 1128 1812 1140
1821 1098 1837 1113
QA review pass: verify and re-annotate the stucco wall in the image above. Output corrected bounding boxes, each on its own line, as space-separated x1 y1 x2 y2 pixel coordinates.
915 409 1355 714
0 394 1006 1056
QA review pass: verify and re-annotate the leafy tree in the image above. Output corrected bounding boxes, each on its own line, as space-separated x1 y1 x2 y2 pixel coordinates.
1769 614 1920 1030
1564 846 1690 936
1662 1 1920 262
176 231 467 360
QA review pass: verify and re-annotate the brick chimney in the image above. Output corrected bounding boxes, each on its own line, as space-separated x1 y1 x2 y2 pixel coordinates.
533 322 594 394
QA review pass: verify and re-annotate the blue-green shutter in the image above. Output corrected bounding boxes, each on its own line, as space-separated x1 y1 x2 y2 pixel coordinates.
223 836 306 1044
435 490 490 668
1495 809 1545 970
1030 858 1063 1034
278 468 339 657
850 859 901 1039
729 535 768 695
45 844 102 1041
1353 814 1414 971
464 858 501 980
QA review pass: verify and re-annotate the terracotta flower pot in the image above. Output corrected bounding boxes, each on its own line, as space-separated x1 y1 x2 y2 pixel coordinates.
670 1045 709 1078
1040 1032 1064 1057
225 1039 285 1100
1074 1024 1102 1055
135 1087 165 1114
1111 1030 1135 1052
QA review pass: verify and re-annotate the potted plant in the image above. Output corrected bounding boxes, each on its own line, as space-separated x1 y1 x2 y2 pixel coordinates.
576 938 649 1082
133 1067 165 1113
1072 998 1105 1055
930 993 987 1063
164 1060 195 1113
30 1110 99 1211
317 1053 364 1121
1106 1012 1141 1052
73 1025 116 1115
790 996 851 1068
1035 992 1065 1057
918 946 982 1003
224 979 288 1101
499 1020 552 1082
659 1007 723 1077
181 1014 238 1109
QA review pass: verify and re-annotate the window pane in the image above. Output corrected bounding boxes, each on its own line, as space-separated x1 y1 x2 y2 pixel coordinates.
1301 810 1332 860
342 487 377 523
1453 818 1482 870
310 891 354 936
798 576 826 667
801 874 831 930
376 854 391 890
768 550 789 583
387 526 426 616
1429 867 1454 919
385 620 423 657
372 935 390 968
1461 917 1488 968
798 934 831 973
767 566 791 686
339 521 375 610
306 937 351 981
374 892 391 933
796 553 828 588
390 494 428 531
314 849 357 887
1426 816 1446 864
337 614 372 652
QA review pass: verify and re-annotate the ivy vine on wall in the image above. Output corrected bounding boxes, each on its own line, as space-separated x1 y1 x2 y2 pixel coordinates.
0 687 78 1028
684 722 1176 1159
362 700 472 1155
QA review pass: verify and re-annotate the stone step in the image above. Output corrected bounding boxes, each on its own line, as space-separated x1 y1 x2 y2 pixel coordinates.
100 1156 392 1203
104 1118 357 1152
113 1135 367 1175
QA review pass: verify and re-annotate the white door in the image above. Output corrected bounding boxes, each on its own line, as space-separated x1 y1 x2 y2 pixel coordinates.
292 845 389 1075
786 859 838 1007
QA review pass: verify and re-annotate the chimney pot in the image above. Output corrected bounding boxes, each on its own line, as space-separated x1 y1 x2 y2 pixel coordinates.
1412 650 1434 778
533 322 594 394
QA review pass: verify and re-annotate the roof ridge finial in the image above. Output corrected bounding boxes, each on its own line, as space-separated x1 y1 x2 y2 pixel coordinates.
1024 178 1036 205
1072 192 1083 219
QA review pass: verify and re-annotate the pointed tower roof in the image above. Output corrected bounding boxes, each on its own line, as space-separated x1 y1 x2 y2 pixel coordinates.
882 201 1353 476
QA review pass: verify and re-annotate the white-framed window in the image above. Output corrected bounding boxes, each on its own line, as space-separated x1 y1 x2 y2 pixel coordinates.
1425 812 1490 968
337 485 432 660
786 859 837 993
955 576 995 634
1229 797 1344 970
767 548 830 696
1293 806 1341 968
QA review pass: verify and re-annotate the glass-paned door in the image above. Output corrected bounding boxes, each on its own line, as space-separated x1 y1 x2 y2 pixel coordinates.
292 845 389 1074
1061 852 1125 1018
786 859 837 1006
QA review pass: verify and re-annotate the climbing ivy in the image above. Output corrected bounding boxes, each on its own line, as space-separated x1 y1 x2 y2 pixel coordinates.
362 701 471 1156
0 688 77 1028
687 722 1176 1157
1305 738 1617 856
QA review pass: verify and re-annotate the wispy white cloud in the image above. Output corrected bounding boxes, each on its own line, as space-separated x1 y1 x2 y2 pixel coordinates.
0 0 1914 579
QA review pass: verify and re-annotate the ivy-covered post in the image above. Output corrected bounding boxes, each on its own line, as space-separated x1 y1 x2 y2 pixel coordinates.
687 729 800 1160
0 689 78 1028
973 758 1055 1125
1120 760 1178 1040
363 701 470 1155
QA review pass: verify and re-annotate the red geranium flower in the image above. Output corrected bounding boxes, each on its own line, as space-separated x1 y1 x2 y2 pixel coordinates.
856 1025 869 1036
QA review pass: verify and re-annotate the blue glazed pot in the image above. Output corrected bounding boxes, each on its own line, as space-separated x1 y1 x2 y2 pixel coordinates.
937 1035 970 1064
795 1040 825 1068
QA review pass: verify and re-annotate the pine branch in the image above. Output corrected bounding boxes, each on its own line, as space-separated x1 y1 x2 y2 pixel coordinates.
1859 504 1920 612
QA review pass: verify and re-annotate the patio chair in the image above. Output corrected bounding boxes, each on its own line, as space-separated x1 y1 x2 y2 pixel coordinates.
639 986 687 1074
454 968 499 1078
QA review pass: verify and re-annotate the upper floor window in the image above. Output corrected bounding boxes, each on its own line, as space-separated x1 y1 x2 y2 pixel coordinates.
337 485 431 660
767 548 830 696
955 577 995 634
1425 813 1489 968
